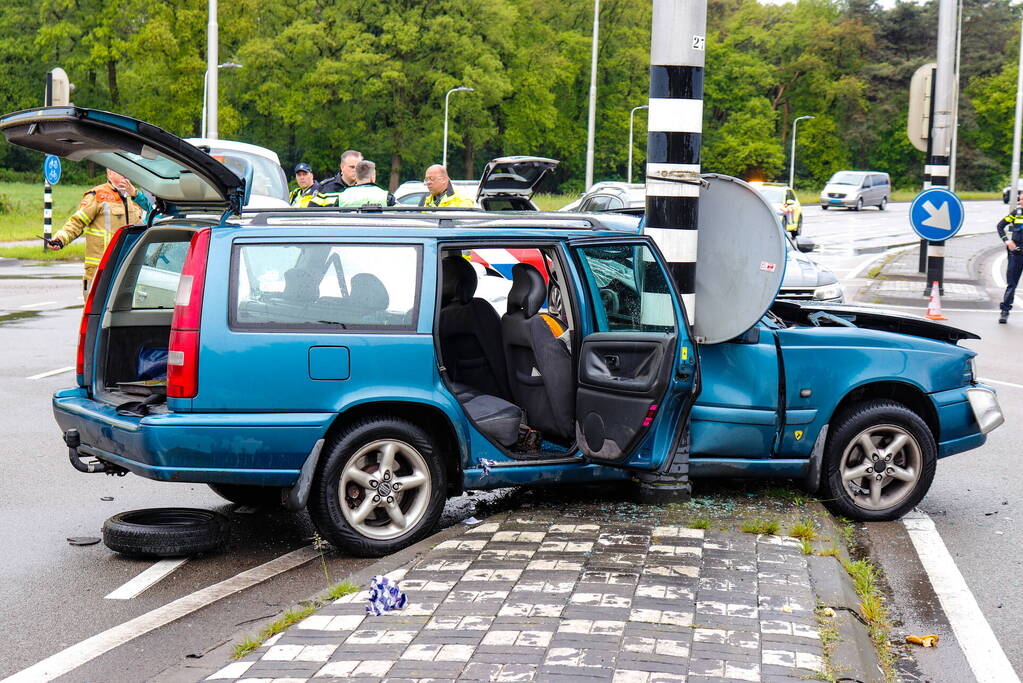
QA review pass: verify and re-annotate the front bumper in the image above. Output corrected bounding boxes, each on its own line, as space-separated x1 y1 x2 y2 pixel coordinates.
931 384 1002 458
820 196 857 207
53 388 331 486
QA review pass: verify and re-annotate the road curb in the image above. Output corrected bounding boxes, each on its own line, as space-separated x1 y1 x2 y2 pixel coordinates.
807 555 885 683
149 518 484 683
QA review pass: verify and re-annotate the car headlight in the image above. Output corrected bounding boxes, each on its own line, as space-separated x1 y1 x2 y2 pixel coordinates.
813 284 844 300
966 387 1004 434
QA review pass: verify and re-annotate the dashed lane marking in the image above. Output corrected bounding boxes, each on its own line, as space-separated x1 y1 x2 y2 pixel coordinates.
902 511 1020 683
1 545 318 683
978 377 1023 390
104 558 189 600
26 366 74 380
18 301 57 309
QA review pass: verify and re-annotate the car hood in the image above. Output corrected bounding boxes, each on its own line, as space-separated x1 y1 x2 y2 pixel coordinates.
0 106 249 215
781 247 836 287
821 182 858 195
771 300 980 344
477 156 558 199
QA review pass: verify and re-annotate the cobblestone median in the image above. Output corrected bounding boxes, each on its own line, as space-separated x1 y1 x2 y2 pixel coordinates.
207 511 826 683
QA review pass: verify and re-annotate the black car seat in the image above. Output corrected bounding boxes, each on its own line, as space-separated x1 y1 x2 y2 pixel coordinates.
438 256 513 400
501 263 575 442
346 273 390 323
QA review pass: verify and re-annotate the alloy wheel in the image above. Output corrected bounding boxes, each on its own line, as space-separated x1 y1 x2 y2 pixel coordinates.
838 423 922 511
338 439 432 540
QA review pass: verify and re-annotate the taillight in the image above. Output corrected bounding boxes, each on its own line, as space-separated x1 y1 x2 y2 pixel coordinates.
167 229 211 399
76 226 127 382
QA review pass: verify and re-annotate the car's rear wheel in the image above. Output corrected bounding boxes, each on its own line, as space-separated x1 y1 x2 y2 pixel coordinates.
878 196 887 211
795 214 804 235
207 483 284 507
820 400 936 521
308 417 446 557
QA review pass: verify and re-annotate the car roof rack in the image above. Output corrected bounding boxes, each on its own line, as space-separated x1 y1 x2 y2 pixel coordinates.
239 206 631 232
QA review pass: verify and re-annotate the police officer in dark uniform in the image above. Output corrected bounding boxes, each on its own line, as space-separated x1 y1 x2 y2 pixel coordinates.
996 193 1023 323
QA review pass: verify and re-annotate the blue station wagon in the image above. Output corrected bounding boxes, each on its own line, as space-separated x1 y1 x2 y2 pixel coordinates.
0 107 1005 557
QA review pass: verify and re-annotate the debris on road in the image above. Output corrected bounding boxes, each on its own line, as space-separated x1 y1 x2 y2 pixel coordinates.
365 575 406 616
906 634 940 647
67 536 100 546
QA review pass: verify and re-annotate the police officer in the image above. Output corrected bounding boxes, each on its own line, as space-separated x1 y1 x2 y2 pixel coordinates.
420 164 474 208
337 160 395 207
289 162 319 207
997 193 1023 324
46 168 145 294
311 150 363 207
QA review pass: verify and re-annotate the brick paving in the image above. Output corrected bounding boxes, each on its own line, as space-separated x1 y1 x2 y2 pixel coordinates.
206 514 825 682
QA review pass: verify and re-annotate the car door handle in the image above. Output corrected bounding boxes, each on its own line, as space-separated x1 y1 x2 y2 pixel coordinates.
604 354 620 371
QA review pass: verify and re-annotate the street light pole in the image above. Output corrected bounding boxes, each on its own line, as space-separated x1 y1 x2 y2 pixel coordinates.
206 0 218 139
201 62 242 138
442 86 474 168
584 0 599 190
627 104 648 184
1010 13 1023 207
789 115 814 189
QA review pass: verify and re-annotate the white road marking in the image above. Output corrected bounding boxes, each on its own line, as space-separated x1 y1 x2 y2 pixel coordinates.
18 301 57 309
843 302 991 313
26 366 74 380
992 252 1007 288
104 558 189 600
902 511 1020 683
1 545 318 683
978 377 1023 390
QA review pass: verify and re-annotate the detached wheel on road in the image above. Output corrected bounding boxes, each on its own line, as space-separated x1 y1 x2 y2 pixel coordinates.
208 483 285 507
878 196 888 211
103 508 230 557
308 417 446 557
820 400 936 521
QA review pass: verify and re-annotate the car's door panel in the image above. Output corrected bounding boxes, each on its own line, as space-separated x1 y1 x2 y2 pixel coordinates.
571 240 698 466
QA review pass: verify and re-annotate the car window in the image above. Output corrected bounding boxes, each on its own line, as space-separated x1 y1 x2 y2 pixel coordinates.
829 172 863 186
208 149 289 201
232 243 422 331
756 186 785 203
606 196 625 210
130 239 191 310
785 190 796 202
575 244 676 333
395 192 427 206
582 195 613 211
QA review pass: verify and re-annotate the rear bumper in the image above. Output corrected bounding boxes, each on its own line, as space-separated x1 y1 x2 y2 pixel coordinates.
52 388 331 486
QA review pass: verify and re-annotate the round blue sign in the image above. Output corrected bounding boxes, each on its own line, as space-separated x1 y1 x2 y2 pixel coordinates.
43 155 61 185
909 188 964 241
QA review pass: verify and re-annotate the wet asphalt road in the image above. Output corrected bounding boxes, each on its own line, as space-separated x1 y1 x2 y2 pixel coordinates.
0 203 1020 681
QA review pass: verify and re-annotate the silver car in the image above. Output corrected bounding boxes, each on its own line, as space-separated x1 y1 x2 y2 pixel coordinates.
819 170 890 211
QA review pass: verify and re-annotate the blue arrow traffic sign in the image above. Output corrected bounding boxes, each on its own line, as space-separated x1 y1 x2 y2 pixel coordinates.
43 155 61 185
909 187 964 241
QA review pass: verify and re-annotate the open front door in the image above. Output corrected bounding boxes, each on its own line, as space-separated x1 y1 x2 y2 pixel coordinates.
572 240 698 467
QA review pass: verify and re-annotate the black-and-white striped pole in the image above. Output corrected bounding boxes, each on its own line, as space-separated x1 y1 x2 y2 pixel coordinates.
43 181 52 250
644 0 706 321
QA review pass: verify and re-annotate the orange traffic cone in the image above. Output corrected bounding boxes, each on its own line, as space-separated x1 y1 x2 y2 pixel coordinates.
925 281 948 321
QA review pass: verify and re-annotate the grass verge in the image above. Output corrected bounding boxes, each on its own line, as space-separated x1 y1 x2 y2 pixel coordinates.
232 580 359 659
739 518 780 535
842 558 898 681
0 182 97 241
532 192 578 210
0 242 85 261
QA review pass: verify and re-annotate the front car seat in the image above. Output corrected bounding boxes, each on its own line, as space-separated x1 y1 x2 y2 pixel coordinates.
501 263 574 442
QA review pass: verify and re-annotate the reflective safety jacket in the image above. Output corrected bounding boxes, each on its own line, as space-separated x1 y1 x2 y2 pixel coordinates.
55 183 144 284
337 183 393 208
420 184 475 208
289 183 320 207
997 208 1023 251
309 174 348 207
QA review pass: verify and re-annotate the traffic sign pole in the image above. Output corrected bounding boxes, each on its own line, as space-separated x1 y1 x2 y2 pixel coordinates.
43 181 52 251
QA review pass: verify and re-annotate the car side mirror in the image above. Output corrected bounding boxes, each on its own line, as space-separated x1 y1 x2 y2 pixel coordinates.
795 237 816 253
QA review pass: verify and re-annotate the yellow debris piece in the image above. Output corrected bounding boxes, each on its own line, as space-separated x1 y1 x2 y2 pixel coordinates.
906 634 939 647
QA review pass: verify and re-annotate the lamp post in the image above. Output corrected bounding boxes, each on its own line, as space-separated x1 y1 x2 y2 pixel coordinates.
442 86 474 168
584 0 600 190
202 62 242 139
627 104 648 184
789 115 815 189
1010 13 1023 207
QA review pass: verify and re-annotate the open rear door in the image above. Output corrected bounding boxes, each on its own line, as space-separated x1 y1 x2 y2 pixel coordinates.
571 239 698 467
0 106 248 215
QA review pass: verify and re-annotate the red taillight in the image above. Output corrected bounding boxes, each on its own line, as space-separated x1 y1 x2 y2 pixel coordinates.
77 226 128 381
167 229 211 399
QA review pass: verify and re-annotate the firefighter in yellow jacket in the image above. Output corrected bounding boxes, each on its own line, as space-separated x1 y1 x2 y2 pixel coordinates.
420 164 475 208
47 169 144 293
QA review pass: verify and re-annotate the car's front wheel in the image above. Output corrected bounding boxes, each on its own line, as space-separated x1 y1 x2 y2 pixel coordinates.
854 197 863 211
820 400 936 521
308 417 446 557
821 204 829 211
795 214 803 235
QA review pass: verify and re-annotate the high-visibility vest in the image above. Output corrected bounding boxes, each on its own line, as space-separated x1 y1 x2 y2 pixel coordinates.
420 185 475 208
337 184 391 207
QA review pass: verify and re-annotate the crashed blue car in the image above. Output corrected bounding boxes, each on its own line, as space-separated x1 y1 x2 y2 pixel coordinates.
0 106 1004 557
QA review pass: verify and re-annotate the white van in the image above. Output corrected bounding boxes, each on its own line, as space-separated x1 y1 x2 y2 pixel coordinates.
820 170 890 211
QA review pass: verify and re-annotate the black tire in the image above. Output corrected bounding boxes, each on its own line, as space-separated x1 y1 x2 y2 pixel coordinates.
103 508 230 557
795 214 803 235
820 400 937 521
208 483 285 507
308 417 446 557
853 197 863 211
878 196 887 211
821 205 829 210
